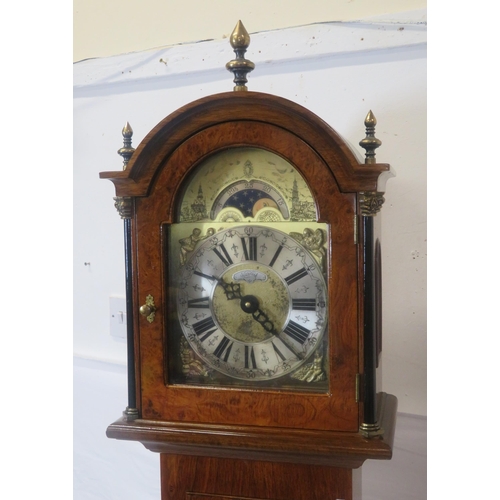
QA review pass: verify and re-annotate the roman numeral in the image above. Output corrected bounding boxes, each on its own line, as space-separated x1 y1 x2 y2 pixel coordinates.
213 336 232 359
241 237 257 261
192 316 216 337
284 267 309 285
291 298 316 311
213 244 233 266
187 296 210 308
284 320 311 344
222 341 234 362
193 270 216 282
269 244 283 267
245 345 257 369
199 329 217 343
272 341 286 362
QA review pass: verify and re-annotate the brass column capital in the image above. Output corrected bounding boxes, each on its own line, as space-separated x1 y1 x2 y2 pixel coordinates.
114 196 134 219
359 192 385 216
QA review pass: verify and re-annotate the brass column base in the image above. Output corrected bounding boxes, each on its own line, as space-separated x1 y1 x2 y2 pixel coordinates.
123 406 139 421
359 422 384 438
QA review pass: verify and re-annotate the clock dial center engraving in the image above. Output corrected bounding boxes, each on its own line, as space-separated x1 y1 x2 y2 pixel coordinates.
211 262 290 344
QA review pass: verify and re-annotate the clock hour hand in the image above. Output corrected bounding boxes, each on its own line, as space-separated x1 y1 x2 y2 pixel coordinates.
216 276 242 300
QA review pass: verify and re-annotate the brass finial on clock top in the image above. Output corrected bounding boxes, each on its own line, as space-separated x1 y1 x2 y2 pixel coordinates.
226 20 255 91
359 110 382 164
117 122 135 169
114 122 135 219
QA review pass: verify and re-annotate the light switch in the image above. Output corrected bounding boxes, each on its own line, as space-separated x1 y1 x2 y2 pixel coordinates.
110 296 127 339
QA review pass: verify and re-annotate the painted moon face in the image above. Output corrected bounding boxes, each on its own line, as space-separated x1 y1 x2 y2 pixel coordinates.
252 198 279 217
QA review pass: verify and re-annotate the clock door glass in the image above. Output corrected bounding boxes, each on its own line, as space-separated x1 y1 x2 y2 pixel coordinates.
165 148 330 392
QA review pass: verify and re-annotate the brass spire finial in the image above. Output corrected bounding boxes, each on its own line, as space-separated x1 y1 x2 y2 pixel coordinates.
117 122 135 170
359 111 382 164
225 21 255 91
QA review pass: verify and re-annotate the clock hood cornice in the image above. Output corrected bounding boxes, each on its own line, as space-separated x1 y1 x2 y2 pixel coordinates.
100 91 391 198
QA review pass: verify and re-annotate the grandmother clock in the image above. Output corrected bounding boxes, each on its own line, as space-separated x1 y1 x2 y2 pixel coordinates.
101 21 397 500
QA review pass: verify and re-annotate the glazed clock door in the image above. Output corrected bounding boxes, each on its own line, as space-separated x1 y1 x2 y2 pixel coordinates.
167 147 331 392
132 117 360 432
170 223 329 388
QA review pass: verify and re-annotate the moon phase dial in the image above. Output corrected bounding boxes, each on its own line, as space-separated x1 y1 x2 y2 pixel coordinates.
177 225 328 382
211 180 289 221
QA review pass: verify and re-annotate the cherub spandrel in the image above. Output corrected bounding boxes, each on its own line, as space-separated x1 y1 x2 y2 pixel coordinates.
289 228 326 272
179 227 215 266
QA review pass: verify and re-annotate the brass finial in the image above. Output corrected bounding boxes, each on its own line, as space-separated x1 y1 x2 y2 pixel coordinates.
117 122 135 169
359 111 382 164
226 21 255 91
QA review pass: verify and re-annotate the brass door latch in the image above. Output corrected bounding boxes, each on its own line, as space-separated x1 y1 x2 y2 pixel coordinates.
139 294 156 323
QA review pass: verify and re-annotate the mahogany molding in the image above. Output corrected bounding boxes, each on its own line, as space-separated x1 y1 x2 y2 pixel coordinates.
106 392 396 469
100 92 390 198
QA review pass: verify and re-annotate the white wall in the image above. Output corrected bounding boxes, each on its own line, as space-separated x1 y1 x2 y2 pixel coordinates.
74 13 427 417
73 0 427 61
72 10 426 500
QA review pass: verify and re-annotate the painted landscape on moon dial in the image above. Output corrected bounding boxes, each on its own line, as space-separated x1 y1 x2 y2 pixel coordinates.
178 148 317 223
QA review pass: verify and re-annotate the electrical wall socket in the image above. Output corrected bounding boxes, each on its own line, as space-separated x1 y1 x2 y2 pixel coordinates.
110 296 127 339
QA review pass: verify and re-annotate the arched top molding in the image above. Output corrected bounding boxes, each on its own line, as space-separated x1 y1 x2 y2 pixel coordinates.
100 91 391 197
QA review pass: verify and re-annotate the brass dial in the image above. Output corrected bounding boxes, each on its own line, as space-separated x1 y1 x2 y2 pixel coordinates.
178 147 317 223
176 224 327 381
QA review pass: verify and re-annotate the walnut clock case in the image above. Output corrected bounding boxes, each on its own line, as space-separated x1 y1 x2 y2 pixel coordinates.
101 22 397 500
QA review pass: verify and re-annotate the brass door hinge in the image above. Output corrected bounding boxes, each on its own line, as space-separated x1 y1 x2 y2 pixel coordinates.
354 214 358 244
355 373 363 402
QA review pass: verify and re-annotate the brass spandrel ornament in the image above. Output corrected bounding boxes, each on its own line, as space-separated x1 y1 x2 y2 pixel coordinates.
290 350 327 382
179 227 215 266
180 337 212 378
289 228 327 273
